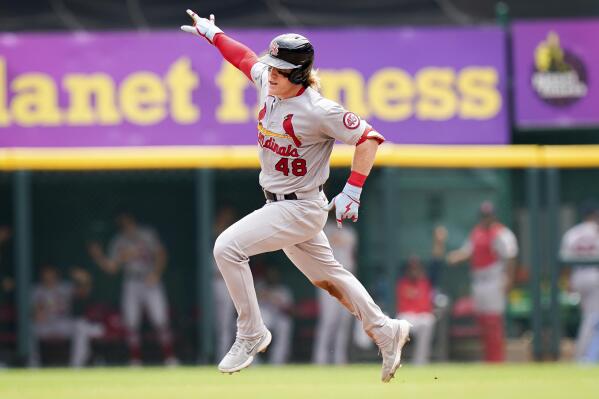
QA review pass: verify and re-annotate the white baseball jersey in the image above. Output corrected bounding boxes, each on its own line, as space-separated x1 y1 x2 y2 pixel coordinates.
251 63 372 194
108 227 162 281
560 221 599 262
560 220 599 315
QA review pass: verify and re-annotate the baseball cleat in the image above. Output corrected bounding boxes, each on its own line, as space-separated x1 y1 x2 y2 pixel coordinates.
218 329 272 374
379 319 412 383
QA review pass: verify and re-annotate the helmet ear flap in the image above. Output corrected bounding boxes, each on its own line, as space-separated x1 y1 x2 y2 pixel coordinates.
288 61 312 85
288 68 304 84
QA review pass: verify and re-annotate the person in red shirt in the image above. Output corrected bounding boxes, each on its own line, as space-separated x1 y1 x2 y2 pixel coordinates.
396 255 435 365
445 201 518 362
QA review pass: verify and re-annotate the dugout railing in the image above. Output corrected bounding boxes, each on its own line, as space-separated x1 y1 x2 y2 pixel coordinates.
2 144 599 363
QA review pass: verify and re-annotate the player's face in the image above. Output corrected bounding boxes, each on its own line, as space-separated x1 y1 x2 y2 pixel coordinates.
267 66 300 98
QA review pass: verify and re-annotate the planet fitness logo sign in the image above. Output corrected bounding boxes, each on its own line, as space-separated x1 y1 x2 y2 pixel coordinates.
531 31 588 106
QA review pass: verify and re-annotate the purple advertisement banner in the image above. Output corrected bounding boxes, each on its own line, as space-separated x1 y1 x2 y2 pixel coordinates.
0 28 507 147
513 19 599 128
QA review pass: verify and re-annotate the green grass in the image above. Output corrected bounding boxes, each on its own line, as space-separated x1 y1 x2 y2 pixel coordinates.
1 364 597 399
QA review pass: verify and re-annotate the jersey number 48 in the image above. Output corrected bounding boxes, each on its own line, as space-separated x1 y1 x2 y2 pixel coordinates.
275 158 307 177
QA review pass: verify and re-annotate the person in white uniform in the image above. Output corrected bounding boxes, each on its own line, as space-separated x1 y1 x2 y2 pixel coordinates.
88 212 177 366
29 266 103 368
313 219 357 364
181 10 411 382
560 201 599 363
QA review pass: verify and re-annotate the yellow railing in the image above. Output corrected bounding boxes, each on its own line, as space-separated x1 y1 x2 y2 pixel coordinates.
1 144 599 170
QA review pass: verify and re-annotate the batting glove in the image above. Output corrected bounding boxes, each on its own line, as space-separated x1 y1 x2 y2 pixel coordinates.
324 183 362 228
180 9 223 44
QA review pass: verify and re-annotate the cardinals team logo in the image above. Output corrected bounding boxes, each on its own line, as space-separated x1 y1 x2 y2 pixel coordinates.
270 41 279 56
343 112 360 129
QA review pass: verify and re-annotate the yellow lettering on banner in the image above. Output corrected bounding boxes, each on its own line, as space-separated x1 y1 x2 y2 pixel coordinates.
458 67 501 119
11 73 62 126
416 68 457 120
368 68 413 121
319 69 369 117
0 59 9 126
120 72 166 125
63 74 121 125
216 61 250 122
166 57 199 124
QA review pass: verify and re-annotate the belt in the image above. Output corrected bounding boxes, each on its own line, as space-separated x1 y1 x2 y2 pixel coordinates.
264 185 323 202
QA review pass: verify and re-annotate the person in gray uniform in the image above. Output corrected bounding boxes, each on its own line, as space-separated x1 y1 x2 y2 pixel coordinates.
181 10 411 382
560 201 599 363
88 212 177 366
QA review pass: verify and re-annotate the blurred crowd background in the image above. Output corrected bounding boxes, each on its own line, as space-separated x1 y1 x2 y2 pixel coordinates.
2 0 599 368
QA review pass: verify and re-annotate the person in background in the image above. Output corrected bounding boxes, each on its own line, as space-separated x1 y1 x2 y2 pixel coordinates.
560 200 599 363
444 201 518 363
396 256 435 365
88 211 178 366
256 267 294 364
313 218 357 364
30 265 102 367
70 267 104 367
395 227 446 365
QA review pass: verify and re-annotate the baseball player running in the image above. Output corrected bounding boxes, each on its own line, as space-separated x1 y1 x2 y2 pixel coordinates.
181 10 410 382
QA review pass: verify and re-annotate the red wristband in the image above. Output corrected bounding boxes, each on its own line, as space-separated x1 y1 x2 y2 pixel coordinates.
348 171 368 188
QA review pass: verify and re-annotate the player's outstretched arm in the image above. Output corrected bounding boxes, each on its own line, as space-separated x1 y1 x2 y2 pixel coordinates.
325 138 381 228
87 241 120 274
181 9 258 80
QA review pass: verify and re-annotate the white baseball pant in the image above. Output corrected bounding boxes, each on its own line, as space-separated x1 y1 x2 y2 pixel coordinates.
213 191 391 343
397 312 436 365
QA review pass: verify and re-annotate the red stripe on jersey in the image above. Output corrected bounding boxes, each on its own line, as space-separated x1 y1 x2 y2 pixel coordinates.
296 86 306 97
283 114 302 148
356 127 385 146
258 104 266 121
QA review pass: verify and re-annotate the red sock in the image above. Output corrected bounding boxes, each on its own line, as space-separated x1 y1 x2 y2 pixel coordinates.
477 314 505 362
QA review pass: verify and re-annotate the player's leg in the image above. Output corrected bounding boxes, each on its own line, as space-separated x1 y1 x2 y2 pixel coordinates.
409 313 436 365
269 312 293 364
144 283 177 364
283 231 411 382
122 281 143 365
472 275 506 362
213 198 326 372
70 318 103 367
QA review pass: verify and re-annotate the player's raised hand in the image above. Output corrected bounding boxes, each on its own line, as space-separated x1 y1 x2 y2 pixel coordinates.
323 183 361 228
180 9 223 44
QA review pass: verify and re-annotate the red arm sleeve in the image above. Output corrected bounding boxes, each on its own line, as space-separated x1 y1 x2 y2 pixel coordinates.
212 33 259 81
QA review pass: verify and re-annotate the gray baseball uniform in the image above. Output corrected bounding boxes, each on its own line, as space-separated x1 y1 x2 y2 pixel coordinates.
108 227 169 330
213 62 392 345
459 226 518 313
560 220 599 361
30 282 102 367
